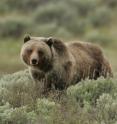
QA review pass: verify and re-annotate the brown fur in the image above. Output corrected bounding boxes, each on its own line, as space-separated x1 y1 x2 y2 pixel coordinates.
20 36 113 92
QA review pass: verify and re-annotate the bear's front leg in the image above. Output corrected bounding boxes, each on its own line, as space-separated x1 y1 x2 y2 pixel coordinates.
29 68 48 96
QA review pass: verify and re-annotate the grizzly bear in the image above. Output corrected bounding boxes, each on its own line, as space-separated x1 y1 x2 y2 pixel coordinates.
20 35 113 91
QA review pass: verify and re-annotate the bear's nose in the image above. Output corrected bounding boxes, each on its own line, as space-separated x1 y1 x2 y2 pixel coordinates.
31 59 38 65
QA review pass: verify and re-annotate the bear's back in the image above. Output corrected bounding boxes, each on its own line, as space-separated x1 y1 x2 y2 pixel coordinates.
67 41 104 63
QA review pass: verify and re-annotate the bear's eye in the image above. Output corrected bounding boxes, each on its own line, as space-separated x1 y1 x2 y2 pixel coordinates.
27 49 32 54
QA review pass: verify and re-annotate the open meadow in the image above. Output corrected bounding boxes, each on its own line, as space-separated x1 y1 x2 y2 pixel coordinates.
0 0 117 124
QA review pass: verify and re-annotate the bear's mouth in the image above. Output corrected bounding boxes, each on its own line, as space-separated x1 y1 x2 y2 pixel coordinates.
30 62 39 67
30 64 40 70
30 57 53 72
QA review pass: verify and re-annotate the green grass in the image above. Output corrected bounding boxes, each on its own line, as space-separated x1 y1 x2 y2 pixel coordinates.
104 46 117 73
0 39 25 74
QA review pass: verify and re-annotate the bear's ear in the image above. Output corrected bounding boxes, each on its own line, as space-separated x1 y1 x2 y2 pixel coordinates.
46 37 54 47
24 35 31 43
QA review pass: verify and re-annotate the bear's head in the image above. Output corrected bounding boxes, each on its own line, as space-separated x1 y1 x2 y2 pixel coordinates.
20 35 54 72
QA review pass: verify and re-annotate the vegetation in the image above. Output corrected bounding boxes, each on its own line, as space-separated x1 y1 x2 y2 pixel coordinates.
0 70 117 124
0 0 117 123
0 0 116 40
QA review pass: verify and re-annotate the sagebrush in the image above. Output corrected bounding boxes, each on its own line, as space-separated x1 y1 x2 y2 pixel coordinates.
0 70 117 124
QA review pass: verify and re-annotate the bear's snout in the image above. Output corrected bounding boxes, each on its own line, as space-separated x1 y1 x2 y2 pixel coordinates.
30 51 39 66
31 59 38 65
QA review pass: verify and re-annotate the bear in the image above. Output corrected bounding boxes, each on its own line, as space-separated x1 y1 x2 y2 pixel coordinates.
20 35 113 92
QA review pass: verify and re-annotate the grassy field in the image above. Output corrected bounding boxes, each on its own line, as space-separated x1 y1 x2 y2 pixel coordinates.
0 0 117 123
0 39 25 74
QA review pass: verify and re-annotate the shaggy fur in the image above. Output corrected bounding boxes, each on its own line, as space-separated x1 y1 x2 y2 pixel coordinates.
20 36 113 91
